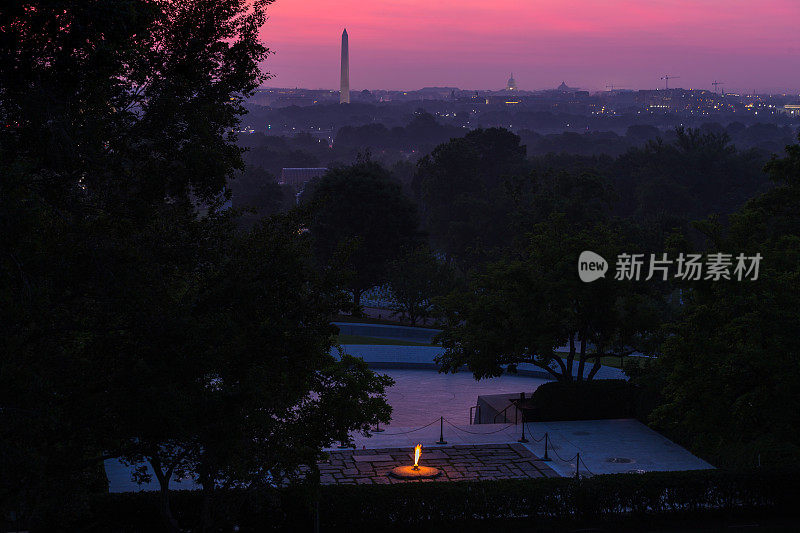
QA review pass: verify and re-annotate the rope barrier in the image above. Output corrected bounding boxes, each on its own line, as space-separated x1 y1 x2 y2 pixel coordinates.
350 413 601 478
443 418 514 435
520 424 545 443
578 455 597 477
549 445 579 464
378 418 441 436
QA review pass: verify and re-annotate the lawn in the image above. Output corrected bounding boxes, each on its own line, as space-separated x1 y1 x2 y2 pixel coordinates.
333 335 648 368
333 314 441 329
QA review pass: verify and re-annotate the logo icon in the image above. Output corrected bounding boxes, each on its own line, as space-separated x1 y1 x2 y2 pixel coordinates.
578 251 608 282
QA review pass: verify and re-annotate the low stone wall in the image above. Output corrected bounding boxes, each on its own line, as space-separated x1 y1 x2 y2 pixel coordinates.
475 393 522 424
333 322 441 343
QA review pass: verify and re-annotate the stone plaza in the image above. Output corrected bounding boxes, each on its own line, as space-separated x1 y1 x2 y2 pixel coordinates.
319 443 559 485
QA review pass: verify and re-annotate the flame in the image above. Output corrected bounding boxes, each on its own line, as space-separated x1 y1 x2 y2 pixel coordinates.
413 444 422 468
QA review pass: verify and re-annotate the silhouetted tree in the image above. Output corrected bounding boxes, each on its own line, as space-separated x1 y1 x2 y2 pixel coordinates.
0 1 392 529
304 158 422 313
414 128 528 271
230 165 286 225
437 169 662 381
387 246 454 326
647 135 800 467
437 214 660 382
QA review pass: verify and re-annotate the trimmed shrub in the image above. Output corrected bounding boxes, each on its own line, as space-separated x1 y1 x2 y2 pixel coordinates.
523 379 637 421
81 468 800 532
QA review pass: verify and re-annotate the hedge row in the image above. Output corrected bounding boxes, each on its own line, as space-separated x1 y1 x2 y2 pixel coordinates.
523 379 637 421
87 468 800 532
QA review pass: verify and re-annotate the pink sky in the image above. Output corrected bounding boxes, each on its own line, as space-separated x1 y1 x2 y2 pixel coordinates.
259 0 800 93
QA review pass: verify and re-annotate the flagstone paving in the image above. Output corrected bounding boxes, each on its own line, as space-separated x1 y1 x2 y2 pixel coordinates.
318 443 559 485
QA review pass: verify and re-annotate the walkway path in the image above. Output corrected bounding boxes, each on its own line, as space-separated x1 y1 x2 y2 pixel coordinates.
376 368 548 427
105 418 711 492
330 418 713 479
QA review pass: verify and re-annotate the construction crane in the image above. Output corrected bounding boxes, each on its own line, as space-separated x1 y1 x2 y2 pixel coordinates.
660 75 679 89
712 80 724 95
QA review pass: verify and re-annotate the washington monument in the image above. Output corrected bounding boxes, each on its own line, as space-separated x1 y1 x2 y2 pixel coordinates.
340 28 349 104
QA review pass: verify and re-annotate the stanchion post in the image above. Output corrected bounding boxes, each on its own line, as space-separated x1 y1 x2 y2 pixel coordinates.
313 498 320 533
542 432 551 461
575 453 580 479
518 421 529 443
436 416 447 445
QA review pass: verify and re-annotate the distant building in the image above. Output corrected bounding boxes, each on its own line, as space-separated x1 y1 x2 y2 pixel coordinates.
556 81 578 93
248 91 271 106
416 87 460 99
505 73 518 91
779 104 800 116
245 88 338 108
280 168 328 189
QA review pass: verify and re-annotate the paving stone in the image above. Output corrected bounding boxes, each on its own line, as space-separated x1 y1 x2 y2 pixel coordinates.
353 454 393 462
317 443 559 485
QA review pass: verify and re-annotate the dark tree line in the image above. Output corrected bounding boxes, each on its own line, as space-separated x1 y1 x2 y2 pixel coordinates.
643 137 800 467
298 156 424 314
230 107 792 236
0 2 391 530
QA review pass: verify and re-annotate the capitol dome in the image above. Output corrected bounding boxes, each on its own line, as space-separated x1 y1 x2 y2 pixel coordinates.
506 73 518 91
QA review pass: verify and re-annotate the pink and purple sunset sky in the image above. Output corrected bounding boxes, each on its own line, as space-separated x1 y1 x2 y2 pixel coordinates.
259 0 800 93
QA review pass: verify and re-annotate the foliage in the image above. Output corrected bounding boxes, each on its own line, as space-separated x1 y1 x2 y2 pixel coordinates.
1 0 270 524
387 246 454 326
41 468 800 531
229 165 286 226
303 158 423 312
108 214 393 525
334 110 463 153
523 380 638 421
645 135 800 468
413 128 528 271
437 169 664 381
0 1 392 529
612 127 769 225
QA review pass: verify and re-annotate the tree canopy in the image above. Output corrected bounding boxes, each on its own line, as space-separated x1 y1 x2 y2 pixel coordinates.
304 158 422 312
0 1 392 529
437 170 663 382
387 246 455 326
413 128 528 271
646 135 800 467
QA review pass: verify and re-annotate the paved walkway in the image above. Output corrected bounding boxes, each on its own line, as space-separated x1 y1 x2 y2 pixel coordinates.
376 368 548 427
105 343 699 492
320 443 558 485
106 418 712 492
330 418 714 479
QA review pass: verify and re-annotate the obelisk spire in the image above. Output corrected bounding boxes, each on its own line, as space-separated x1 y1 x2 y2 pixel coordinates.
340 28 350 104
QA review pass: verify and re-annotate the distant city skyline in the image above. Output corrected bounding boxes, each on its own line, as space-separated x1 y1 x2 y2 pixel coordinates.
259 0 800 94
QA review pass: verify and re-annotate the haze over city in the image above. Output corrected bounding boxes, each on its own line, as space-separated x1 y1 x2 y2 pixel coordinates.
261 0 800 93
